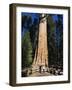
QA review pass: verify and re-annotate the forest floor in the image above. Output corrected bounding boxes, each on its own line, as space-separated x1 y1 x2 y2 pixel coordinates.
29 71 53 77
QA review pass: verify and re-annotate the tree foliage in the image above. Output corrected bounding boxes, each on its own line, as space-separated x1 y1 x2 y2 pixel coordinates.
56 15 63 66
22 31 33 68
47 14 63 67
21 14 39 69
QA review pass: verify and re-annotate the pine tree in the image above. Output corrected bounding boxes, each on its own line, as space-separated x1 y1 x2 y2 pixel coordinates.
22 31 33 69
47 15 57 66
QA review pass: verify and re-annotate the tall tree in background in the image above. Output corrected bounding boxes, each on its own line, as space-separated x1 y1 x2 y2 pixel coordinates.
47 14 63 67
56 15 63 66
29 17 39 60
21 14 39 68
21 15 33 69
47 15 57 66
22 31 33 68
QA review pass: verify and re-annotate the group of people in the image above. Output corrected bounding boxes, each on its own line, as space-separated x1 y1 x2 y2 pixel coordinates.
38 65 63 75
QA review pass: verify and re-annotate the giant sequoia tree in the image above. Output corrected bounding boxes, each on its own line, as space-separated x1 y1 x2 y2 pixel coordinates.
21 13 63 69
